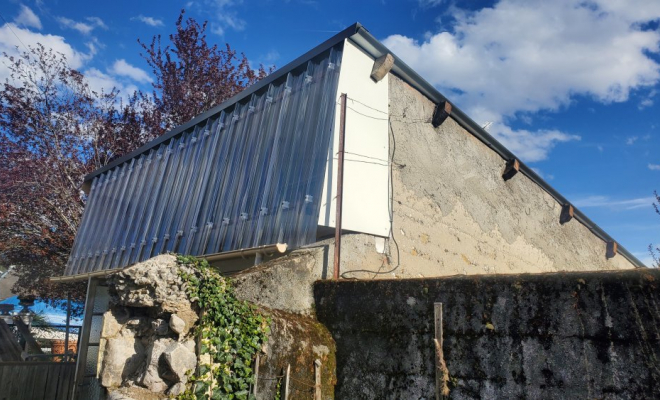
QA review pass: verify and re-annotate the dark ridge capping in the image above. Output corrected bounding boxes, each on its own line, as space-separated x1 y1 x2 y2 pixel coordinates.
349 25 646 269
81 23 361 192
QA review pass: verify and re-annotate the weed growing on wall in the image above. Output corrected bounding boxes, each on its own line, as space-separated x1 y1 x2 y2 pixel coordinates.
176 255 270 399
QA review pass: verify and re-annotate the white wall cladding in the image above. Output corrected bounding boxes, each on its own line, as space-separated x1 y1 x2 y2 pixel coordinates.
318 39 391 237
65 46 343 276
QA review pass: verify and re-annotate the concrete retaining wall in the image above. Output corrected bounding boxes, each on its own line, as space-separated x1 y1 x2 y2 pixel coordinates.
314 269 660 399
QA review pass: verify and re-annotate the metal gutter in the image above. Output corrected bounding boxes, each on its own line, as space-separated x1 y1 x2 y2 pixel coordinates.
202 243 288 262
50 267 127 283
349 26 646 269
52 243 288 282
82 23 363 191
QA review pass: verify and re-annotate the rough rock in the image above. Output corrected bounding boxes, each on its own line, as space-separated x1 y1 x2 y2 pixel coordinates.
168 382 187 396
151 319 169 336
139 337 175 393
169 314 186 336
107 390 136 400
163 342 197 383
108 254 199 332
100 335 145 388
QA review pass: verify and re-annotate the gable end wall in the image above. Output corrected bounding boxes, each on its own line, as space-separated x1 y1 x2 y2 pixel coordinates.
387 75 636 275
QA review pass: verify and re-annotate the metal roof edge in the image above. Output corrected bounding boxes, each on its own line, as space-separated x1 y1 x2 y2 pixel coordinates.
349 27 647 269
83 23 363 186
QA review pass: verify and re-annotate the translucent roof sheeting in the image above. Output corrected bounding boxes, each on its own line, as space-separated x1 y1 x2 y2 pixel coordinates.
65 45 343 276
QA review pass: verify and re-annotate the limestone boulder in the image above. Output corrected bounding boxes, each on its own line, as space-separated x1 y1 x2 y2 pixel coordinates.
108 254 198 331
169 314 186 336
139 337 175 393
100 335 145 388
163 342 197 383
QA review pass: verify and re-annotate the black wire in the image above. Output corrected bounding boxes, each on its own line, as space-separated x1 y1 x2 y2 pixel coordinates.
0 12 31 54
346 95 388 115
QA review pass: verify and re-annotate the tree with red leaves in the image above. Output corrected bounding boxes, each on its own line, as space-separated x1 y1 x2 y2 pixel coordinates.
0 10 270 303
0 44 154 302
139 9 270 135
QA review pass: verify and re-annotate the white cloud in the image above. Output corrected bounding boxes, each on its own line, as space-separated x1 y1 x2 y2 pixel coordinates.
132 15 164 27
200 0 246 35
626 136 638 145
383 0 660 162
56 16 107 35
110 59 151 83
418 0 444 7
14 5 42 30
639 89 657 109
489 122 580 162
85 17 108 30
0 24 89 83
83 67 138 99
649 164 660 170
573 195 655 210
531 167 554 181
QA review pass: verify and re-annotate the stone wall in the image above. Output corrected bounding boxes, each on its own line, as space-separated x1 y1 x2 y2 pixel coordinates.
97 255 336 399
314 268 660 399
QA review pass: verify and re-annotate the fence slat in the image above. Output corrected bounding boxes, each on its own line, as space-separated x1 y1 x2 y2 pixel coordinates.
0 362 76 400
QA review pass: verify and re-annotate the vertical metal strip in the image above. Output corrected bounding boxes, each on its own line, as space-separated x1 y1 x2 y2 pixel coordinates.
333 93 347 280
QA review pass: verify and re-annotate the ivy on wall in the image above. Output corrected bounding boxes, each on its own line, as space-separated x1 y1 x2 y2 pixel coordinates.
176 255 270 400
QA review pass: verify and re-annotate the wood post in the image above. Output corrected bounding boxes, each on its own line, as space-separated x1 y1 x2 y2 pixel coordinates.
283 364 291 400
502 159 520 181
314 359 322 400
370 53 394 82
560 204 574 225
432 101 452 127
434 302 450 400
334 93 347 280
253 353 260 397
607 241 618 259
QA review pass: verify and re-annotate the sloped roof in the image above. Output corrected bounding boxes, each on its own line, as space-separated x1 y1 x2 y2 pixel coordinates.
81 23 645 269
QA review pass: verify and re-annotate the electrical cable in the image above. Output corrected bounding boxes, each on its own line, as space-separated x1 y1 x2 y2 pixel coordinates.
340 119 401 279
0 13 31 54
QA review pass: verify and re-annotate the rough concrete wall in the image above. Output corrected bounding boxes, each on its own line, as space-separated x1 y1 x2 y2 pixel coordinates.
232 234 389 314
314 269 660 399
384 75 635 275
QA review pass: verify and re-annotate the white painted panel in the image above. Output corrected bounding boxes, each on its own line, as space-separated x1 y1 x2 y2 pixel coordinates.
318 40 390 237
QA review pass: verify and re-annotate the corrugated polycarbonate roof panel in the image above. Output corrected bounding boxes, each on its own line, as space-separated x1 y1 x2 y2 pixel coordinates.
65 45 343 276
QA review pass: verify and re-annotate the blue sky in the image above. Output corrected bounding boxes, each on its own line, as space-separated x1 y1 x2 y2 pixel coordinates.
1 0 659 265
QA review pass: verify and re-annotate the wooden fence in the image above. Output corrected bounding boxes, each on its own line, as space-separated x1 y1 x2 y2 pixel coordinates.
0 361 75 400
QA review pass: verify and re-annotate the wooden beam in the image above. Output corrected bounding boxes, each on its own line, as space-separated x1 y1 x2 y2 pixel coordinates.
607 241 618 259
284 364 291 400
432 101 452 127
14 318 44 356
314 359 322 400
502 159 520 181
370 53 394 82
434 303 450 399
560 204 574 224
0 319 23 362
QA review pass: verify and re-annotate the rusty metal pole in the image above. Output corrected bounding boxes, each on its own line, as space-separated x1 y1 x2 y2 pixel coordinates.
334 93 347 280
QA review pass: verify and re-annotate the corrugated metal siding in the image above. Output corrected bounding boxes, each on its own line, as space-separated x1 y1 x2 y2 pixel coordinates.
65 46 343 276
